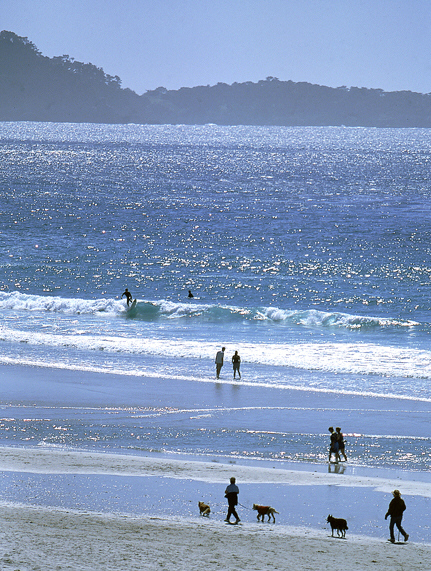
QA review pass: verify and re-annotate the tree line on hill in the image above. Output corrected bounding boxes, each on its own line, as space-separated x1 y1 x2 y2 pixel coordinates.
1 30 431 127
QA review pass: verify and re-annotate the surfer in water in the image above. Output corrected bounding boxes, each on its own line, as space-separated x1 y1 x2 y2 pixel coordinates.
122 288 133 306
188 290 194 298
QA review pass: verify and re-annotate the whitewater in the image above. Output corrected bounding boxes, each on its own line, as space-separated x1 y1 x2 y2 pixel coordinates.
0 122 431 549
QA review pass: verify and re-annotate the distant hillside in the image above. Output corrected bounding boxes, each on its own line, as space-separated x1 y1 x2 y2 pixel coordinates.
0 31 148 123
2 30 431 127
144 81 431 127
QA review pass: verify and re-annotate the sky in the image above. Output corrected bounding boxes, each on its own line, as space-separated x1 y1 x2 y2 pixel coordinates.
1 0 431 95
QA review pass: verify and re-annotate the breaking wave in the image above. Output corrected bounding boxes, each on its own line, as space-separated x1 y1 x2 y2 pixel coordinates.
0 292 420 331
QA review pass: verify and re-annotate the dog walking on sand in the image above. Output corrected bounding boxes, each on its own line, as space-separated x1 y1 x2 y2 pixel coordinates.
327 515 348 538
253 504 279 523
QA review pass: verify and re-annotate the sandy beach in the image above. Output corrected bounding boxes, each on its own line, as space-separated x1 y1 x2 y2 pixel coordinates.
1 363 431 569
3 114 431 571
0 447 430 570
0 502 430 571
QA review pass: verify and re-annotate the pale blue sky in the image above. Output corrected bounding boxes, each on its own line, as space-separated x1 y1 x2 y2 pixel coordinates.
1 0 430 95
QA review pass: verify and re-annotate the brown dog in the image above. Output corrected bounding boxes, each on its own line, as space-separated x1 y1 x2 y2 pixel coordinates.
252 504 279 522
327 514 348 538
198 501 211 516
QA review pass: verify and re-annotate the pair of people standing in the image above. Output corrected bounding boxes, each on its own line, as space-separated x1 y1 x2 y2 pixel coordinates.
328 426 347 463
215 347 241 379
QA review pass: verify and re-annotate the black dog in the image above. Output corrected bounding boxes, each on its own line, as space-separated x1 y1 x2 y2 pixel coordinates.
327 514 348 538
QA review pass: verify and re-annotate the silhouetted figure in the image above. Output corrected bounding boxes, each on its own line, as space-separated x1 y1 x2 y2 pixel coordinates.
122 288 133 306
188 290 194 298
224 477 240 524
385 489 409 543
328 426 341 463
336 427 348 461
232 351 241 379
215 347 225 379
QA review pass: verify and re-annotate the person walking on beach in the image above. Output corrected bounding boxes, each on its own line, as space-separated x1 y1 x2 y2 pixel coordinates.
336 427 347 461
385 489 409 543
121 288 133 306
224 476 240 524
232 350 241 379
328 426 341 463
215 347 225 379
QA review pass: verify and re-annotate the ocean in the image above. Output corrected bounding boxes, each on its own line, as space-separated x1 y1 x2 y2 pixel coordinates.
0 122 430 539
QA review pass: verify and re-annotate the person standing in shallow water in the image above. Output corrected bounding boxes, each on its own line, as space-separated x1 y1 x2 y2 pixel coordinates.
224 477 240 524
328 426 341 463
385 489 409 543
336 427 347 461
121 288 133 306
215 347 225 379
232 350 241 379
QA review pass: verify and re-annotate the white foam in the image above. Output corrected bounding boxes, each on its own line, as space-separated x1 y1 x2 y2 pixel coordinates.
1 353 431 402
0 291 125 315
1 321 431 382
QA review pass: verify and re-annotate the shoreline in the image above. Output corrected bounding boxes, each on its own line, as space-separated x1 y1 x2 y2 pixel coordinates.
0 445 430 545
1 446 431 496
1 361 431 563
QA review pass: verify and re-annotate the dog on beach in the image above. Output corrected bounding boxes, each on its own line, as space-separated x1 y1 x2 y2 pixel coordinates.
327 514 348 538
252 504 279 523
198 501 211 517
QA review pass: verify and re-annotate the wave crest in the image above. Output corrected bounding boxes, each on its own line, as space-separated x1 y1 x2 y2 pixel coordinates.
0 292 420 330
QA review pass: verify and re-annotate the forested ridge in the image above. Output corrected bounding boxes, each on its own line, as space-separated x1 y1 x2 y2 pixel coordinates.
2 31 431 126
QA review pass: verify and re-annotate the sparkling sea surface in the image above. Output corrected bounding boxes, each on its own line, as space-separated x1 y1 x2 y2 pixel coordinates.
1 122 431 478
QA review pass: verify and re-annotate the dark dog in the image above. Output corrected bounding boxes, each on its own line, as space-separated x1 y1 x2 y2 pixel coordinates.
253 504 279 523
327 514 348 538
198 501 211 516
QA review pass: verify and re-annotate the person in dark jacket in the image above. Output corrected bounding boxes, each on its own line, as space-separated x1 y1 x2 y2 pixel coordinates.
328 426 341 463
336 426 347 461
224 476 240 524
385 489 409 543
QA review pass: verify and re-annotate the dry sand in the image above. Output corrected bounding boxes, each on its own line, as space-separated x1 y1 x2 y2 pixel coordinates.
1 448 430 569
0 503 429 571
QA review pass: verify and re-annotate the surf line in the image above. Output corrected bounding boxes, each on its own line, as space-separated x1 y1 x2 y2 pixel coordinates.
0 355 430 404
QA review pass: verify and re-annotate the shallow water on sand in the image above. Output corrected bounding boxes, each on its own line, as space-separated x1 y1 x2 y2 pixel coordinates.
1 123 431 540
